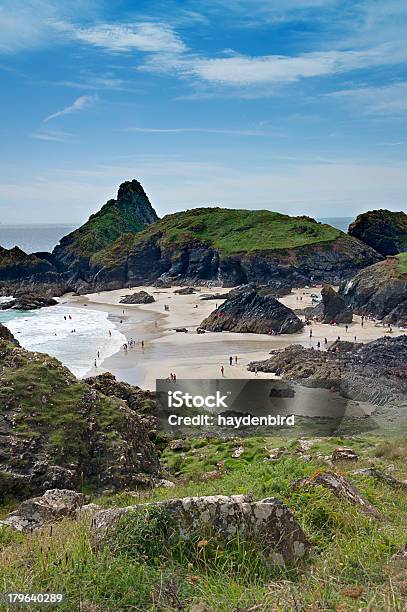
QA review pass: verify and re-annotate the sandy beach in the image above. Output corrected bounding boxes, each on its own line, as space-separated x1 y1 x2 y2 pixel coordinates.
62 285 405 390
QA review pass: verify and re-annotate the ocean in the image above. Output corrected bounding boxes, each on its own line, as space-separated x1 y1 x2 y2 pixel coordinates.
0 218 354 254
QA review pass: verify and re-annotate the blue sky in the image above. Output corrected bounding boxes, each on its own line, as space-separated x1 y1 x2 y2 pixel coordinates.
0 0 406 224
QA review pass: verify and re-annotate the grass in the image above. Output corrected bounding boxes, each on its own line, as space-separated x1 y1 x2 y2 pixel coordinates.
92 208 342 267
57 185 157 260
1 435 406 610
396 251 407 274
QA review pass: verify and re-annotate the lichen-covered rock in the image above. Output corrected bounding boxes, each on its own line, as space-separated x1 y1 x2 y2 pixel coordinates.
348 210 407 256
200 289 304 334
92 494 310 565
0 489 88 532
0 341 160 500
119 290 155 304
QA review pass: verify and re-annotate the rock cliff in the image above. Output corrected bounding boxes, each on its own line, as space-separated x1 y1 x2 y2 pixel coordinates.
0 330 160 500
348 210 407 256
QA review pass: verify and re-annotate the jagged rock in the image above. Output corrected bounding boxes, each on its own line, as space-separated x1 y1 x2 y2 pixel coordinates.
200 289 304 334
351 467 407 492
0 246 56 283
0 341 160 499
0 323 20 346
248 336 407 407
0 489 88 532
292 471 382 519
332 447 358 461
92 494 310 565
341 256 407 324
84 372 156 415
174 287 197 295
348 210 407 256
52 179 159 279
315 284 353 324
119 290 155 304
169 439 186 451
0 292 58 311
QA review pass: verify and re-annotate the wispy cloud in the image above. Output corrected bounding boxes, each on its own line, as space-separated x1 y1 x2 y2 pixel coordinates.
44 94 98 122
329 82 407 114
31 130 74 142
122 127 269 136
52 20 185 54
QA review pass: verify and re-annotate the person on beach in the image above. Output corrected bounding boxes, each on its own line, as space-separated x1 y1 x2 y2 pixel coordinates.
317 341 320 349
354 336 357 342
235 355 238 365
254 367 258 376
220 365 224 377
345 324 349 332
309 329 313 338
324 337 328 345
94 359 97 367
229 356 233 366
141 340 144 349
97 351 100 359
109 330 112 337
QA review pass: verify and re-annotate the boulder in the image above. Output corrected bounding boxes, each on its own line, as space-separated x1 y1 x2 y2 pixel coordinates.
0 323 20 346
292 472 382 519
348 210 407 256
119 290 155 304
200 289 304 335
332 447 358 461
0 293 58 311
316 284 353 324
92 494 310 565
0 489 88 532
174 287 197 295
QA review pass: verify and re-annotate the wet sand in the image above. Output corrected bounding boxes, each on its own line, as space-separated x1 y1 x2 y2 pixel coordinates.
64 285 405 390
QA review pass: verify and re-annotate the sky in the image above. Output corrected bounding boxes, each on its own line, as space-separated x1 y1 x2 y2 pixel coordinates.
0 0 406 224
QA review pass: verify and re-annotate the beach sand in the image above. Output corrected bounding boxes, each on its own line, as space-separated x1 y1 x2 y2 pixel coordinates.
64 285 405 391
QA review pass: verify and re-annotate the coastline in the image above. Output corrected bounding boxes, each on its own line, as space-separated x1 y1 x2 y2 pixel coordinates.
64 285 405 390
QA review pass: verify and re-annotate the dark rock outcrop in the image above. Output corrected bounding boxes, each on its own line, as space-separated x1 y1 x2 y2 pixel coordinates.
341 257 407 325
200 289 304 334
119 290 155 304
174 287 197 295
89 208 382 290
0 340 160 500
248 336 407 406
313 285 353 324
0 293 58 311
52 179 159 278
348 210 407 256
0 323 20 346
0 246 56 282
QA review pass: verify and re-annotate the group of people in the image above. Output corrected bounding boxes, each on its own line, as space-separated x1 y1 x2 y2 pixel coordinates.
122 339 145 352
168 372 177 382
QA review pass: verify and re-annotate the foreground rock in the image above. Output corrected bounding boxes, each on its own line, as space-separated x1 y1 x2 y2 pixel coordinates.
312 285 352 324
248 336 407 406
0 322 20 346
348 210 407 256
292 472 382 519
341 256 407 326
0 332 160 499
93 494 310 565
200 289 304 334
119 290 155 304
0 489 88 532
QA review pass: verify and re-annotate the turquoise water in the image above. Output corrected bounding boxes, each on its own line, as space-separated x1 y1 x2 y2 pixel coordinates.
0 310 34 323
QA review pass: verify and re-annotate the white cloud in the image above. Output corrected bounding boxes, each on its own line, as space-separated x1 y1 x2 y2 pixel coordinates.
52 20 185 54
31 130 74 142
44 95 98 122
330 82 407 114
122 127 269 136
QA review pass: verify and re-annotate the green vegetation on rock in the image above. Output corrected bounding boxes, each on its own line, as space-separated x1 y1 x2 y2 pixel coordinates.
396 251 407 274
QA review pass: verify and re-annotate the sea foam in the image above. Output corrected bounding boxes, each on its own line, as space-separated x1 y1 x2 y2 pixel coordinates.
3 304 126 378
